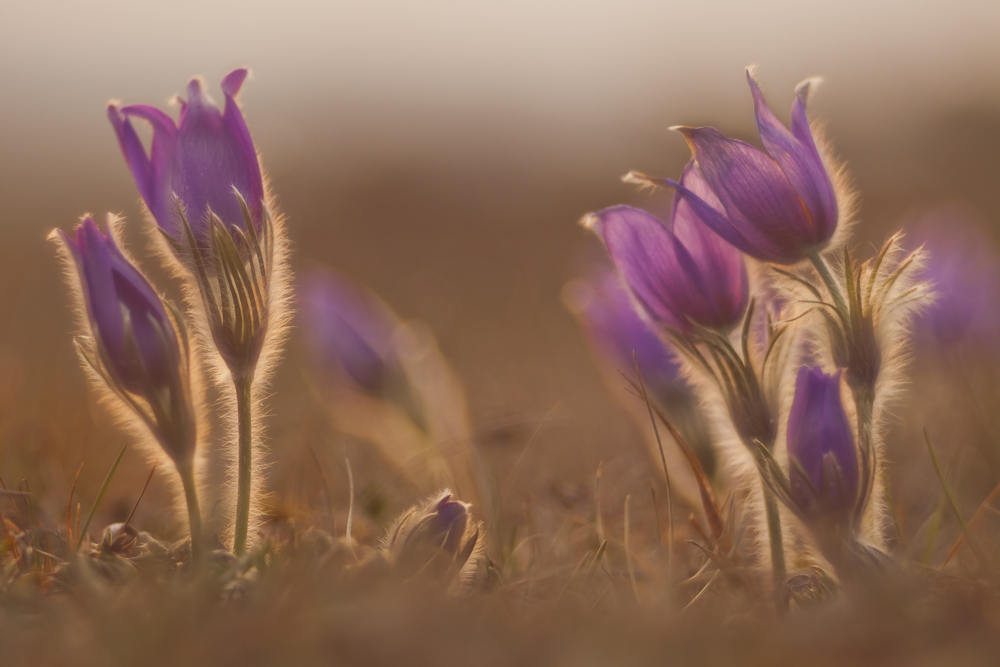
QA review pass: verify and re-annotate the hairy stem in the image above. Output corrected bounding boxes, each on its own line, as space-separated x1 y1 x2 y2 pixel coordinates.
762 481 788 612
233 375 254 556
178 461 203 566
808 251 847 317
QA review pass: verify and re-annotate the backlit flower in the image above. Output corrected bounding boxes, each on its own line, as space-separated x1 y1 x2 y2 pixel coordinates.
669 71 839 265
108 69 264 247
584 161 748 334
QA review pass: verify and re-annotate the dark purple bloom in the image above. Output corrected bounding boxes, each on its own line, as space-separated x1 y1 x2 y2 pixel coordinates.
300 268 401 396
586 161 748 333
786 367 858 518
568 267 685 400
108 69 264 244
908 207 1000 346
668 72 839 265
57 216 181 396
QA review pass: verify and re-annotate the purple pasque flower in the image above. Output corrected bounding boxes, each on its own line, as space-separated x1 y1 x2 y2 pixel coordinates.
567 267 685 400
300 267 402 397
585 161 749 334
52 215 196 462
668 71 839 265
108 69 264 245
908 207 1000 346
786 366 859 519
57 216 181 396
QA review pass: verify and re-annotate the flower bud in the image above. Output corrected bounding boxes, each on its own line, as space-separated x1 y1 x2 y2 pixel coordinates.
786 367 859 521
300 267 404 397
52 216 196 463
669 71 839 265
382 491 480 585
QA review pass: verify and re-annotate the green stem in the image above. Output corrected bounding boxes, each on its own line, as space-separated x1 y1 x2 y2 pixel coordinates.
233 375 254 556
808 251 847 317
178 461 203 566
762 481 788 612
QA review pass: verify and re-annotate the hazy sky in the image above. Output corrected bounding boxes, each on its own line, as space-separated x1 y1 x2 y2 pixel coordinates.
3 0 998 122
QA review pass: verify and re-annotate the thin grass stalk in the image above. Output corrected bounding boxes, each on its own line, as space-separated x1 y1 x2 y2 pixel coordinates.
924 429 990 573
73 444 127 554
233 375 254 556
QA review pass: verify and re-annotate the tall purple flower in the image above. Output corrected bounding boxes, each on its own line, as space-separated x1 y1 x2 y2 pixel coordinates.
786 367 858 519
108 69 264 245
52 215 203 558
567 267 685 401
908 208 1000 346
300 267 403 397
669 71 839 265
584 161 749 333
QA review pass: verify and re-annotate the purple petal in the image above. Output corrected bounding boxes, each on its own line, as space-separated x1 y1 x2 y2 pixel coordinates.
747 72 838 243
221 68 249 97
117 103 185 238
299 268 401 395
176 76 263 236
573 268 684 400
588 206 691 331
676 125 816 264
786 367 858 515
670 162 749 325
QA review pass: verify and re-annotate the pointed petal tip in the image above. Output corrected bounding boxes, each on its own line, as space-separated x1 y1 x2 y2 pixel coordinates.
221 68 250 97
794 76 823 102
580 212 601 231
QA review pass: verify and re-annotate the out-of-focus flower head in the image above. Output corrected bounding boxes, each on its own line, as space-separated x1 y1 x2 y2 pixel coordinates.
668 71 839 265
907 207 1000 347
381 490 482 590
786 367 859 521
51 215 196 462
583 161 749 334
564 266 685 402
108 69 264 248
300 267 403 397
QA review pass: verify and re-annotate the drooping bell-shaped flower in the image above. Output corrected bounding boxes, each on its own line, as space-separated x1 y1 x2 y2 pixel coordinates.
565 267 685 402
300 267 404 397
669 71 839 265
584 161 749 334
786 367 859 520
108 69 264 246
908 207 1000 347
53 216 197 461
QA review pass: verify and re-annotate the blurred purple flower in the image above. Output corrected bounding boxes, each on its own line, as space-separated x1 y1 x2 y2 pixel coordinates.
300 268 402 396
786 367 858 518
585 161 748 333
568 267 685 400
57 216 181 396
908 207 1000 346
669 71 838 265
108 69 264 245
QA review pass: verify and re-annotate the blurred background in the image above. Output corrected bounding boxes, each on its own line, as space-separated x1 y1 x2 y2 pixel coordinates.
1 0 999 543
